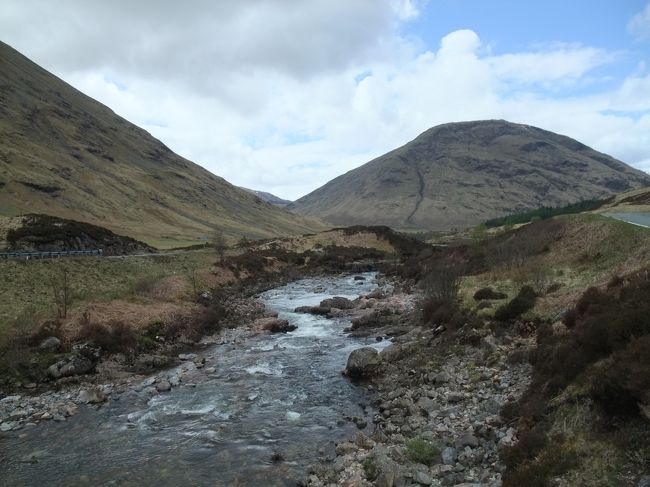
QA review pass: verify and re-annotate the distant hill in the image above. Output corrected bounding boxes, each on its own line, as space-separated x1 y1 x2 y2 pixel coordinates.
240 187 292 207
289 120 650 231
0 41 322 248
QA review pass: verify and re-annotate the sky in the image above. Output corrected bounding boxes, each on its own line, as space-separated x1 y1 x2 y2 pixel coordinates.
1 0 649 200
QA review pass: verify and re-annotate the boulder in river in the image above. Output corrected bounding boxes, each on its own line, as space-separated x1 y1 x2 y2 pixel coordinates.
293 306 330 315
319 296 355 310
345 347 381 378
257 318 297 333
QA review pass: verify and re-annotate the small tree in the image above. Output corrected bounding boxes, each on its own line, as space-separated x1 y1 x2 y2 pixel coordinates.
51 266 73 319
212 230 228 263
421 261 464 302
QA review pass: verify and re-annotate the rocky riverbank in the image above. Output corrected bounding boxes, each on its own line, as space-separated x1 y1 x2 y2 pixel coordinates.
305 282 534 487
0 273 405 436
0 325 257 434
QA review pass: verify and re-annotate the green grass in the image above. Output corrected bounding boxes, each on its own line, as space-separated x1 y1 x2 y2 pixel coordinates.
0 249 216 338
459 213 650 319
405 437 439 466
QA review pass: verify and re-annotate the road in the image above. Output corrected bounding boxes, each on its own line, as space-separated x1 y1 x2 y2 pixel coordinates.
604 212 650 228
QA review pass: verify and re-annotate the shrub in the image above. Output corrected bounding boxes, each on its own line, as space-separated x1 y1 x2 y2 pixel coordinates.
361 457 378 481
421 297 456 325
494 285 537 321
420 262 464 301
29 318 65 345
406 438 439 466
503 434 578 487
79 313 137 353
500 427 547 469
131 274 162 298
473 287 507 301
590 336 650 417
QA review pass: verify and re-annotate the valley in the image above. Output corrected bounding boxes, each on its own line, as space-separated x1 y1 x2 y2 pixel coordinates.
1 13 650 487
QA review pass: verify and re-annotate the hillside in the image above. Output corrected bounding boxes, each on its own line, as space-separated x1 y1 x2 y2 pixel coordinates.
0 41 322 248
289 120 650 231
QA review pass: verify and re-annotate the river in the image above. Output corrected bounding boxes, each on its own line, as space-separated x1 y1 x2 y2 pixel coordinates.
0 273 385 486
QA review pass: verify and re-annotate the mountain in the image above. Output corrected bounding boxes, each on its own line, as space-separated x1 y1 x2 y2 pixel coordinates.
289 120 650 231
240 188 292 207
0 41 321 248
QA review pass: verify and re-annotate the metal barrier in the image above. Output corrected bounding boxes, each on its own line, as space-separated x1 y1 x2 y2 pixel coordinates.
0 249 103 260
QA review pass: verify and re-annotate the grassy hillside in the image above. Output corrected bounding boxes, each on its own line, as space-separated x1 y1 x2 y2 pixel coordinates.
290 120 650 232
0 41 323 248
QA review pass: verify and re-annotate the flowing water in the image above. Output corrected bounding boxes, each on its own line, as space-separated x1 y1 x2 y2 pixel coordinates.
0 273 386 486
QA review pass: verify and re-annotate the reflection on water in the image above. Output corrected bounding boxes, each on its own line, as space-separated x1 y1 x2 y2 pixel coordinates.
0 273 385 486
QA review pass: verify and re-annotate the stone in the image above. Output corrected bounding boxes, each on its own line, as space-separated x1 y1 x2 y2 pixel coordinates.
637 476 650 487
455 433 480 449
441 447 458 465
319 296 355 310
294 306 330 315
447 392 464 403
481 335 498 353
48 357 95 379
1 421 15 432
38 336 61 352
345 347 381 378
380 343 415 363
415 471 432 485
256 318 297 333
77 388 106 404
155 380 172 392
435 371 452 384
178 353 197 361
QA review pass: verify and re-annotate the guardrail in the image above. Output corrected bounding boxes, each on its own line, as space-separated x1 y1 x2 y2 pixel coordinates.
0 249 103 260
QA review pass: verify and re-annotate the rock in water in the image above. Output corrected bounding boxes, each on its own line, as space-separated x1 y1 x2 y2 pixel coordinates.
155 380 172 392
320 296 355 309
293 306 330 315
345 347 381 378
257 318 297 333
78 388 106 404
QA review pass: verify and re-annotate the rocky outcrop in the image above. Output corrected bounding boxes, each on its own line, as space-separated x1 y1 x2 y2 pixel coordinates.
47 345 100 379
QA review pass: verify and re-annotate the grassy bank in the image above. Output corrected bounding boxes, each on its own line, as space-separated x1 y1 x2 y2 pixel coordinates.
0 250 216 341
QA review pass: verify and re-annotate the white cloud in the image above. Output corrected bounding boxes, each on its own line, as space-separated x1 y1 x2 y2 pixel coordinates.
488 44 616 86
629 2 650 39
1 1 649 201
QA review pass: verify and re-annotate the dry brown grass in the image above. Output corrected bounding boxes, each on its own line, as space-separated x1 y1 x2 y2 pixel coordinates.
253 229 396 254
64 300 198 340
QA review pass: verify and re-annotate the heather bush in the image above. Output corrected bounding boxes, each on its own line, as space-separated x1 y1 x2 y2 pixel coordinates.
473 287 507 301
494 285 536 321
79 314 137 353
